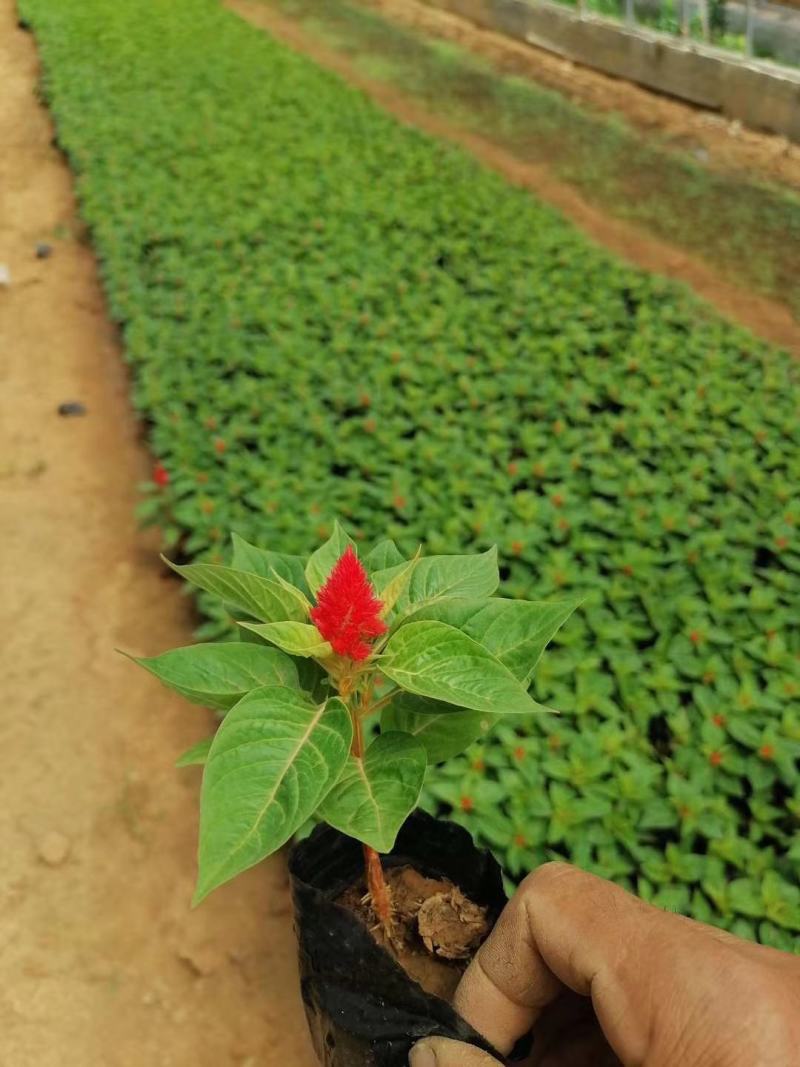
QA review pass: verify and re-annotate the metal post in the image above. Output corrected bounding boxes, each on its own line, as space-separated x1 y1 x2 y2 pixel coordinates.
625 0 634 25
745 0 755 56
680 0 691 36
699 0 710 40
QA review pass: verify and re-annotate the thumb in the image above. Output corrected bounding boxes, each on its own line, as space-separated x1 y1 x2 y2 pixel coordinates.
409 1037 503 1067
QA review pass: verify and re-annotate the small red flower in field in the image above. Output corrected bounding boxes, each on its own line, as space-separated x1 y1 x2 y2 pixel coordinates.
460 796 474 813
711 713 726 727
510 540 524 557
775 536 788 551
513 833 527 848
709 750 724 767
214 438 226 455
153 462 169 487
310 547 387 661
689 630 702 645
759 744 775 761
513 745 526 762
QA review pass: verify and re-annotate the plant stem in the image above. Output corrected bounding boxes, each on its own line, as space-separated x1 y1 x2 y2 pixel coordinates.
350 691 393 932
363 842 392 931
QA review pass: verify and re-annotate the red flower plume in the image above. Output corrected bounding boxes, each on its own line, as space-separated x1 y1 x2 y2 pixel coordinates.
310 546 387 661
153 462 170 487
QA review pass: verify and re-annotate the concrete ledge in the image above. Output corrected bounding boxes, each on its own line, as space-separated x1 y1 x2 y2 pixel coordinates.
424 0 800 142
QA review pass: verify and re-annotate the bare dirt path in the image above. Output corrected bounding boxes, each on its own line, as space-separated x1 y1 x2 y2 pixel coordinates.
363 0 800 191
228 0 800 358
0 4 317 1064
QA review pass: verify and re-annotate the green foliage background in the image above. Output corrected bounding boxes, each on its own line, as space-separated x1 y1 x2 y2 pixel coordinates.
21 0 800 946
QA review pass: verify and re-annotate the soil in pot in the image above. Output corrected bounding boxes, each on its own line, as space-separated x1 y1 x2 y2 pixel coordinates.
338 865 491 1001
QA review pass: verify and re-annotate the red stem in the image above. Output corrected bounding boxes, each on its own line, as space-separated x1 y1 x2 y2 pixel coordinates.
351 689 393 932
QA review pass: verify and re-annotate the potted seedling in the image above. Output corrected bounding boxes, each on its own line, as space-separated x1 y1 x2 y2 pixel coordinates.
131 524 579 1066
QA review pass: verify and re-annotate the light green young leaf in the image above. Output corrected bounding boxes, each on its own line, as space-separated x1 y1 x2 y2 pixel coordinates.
402 597 581 683
270 570 312 613
239 620 332 659
230 532 310 594
176 736 214 767
392 547 499 615
195 688 352 902
381 620 553 715
372 550 421 618
383 693 492 763
133 641 299 709
305 521 355 595
166 560 307 624
317 732 426 852
365 539 405 571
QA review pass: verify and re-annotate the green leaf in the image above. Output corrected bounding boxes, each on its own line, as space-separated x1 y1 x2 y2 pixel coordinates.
372 551 421 618
176 736 214 767
230 532 309 594
729 877 765 919
195 687 352 901
239 620 332 658
365 539 405 571
133 641 299 709
381 620 552 715
383 692 491 762
393 548 499 614
305 521 355 595
402 597 581 683
166 560 307 624
317 732 426 852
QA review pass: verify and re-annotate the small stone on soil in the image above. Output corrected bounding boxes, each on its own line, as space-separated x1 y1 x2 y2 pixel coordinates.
57 400 87 416
0 264 11 288
37 831 71 866
35 242 53 259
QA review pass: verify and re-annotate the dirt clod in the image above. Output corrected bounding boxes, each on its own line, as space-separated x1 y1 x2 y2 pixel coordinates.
339 865 491 1002
37 830 71 866
417 887 488 960
177 943 227 977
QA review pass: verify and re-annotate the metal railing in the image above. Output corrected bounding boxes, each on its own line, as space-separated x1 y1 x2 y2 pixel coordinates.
569 0 800 66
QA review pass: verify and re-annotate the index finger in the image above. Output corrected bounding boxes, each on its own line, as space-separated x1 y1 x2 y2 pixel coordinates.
453 862 663 1059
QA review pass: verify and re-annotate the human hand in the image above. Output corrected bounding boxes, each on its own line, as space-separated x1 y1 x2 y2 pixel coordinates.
409 862 800 1066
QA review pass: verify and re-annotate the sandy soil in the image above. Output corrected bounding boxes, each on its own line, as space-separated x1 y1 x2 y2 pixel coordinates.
0 4 317 1064
228 0 800 358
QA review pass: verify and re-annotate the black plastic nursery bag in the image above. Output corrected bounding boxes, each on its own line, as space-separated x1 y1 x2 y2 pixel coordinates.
289 809 508 1067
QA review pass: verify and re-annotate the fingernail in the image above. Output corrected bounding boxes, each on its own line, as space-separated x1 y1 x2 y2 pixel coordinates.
409 1040 437 1067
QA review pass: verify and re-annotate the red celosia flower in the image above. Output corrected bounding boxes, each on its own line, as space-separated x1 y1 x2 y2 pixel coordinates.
153 462 169 487
310 546 387 661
